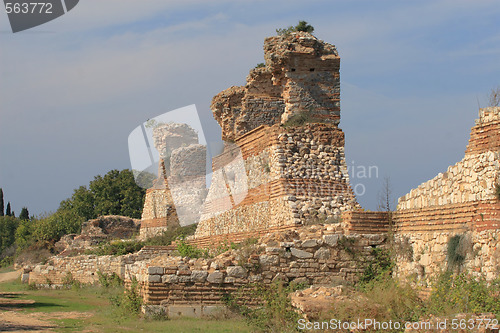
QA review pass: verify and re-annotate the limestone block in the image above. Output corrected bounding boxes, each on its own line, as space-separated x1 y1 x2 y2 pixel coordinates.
207 271 225 284
162 274 179 283
148 266 165 275
301 239 318 248
190 270 208 282
259 254 279 266
314 247 331 260
323 234 340 247
148 275 161 283
291 248 313 259
226 266 248 279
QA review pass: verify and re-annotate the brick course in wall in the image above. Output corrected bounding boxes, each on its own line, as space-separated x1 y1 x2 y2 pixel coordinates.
394 107 500 283
137 225 387 308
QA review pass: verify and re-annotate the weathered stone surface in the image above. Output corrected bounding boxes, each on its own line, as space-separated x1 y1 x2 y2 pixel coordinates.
213 32 341 142
148 275 161 283
259 254 279 266
323 234 340 247
148 266 164 275
291 248 313 259
301 239 318 248
190 270 208 282
314 247 330 260
226 266 247 278
162 274 178 284
206 271 224 284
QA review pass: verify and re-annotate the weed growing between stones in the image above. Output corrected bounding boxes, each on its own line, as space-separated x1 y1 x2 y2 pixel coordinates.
337 235 356 257
144 224 197 246
495 183 500 200
447 234 472 270
324 276 424 332
97 271 123 288
359 247 395 286
62 272 82 290
176 238 209 258
282 113 321 128
223 281 307 333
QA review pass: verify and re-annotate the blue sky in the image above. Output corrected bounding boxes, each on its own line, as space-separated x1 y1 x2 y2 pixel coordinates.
0 0 499 215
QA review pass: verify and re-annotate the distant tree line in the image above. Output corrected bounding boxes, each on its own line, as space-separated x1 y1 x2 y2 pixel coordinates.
0 169 146 267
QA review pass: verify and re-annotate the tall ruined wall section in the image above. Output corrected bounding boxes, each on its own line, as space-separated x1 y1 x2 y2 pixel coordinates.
196 32 358 238
212 32 340 142
140 123 207 239
395 107 500 283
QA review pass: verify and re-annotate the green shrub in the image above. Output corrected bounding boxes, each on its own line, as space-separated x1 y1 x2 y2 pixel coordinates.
224 281 306 333
31 210 83 243
144 224 197 246
176 238 209 258
495 183 500 200
447 234 471 270
97 272 124 288
0 256 13 268
276 20 314 36
0 216 19 253
255 63 265 69
428 272 500 315
326 277 424 331
360 247 395 285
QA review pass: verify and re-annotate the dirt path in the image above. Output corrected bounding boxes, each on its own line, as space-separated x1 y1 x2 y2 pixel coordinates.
0 269 22 283
0 269 86 332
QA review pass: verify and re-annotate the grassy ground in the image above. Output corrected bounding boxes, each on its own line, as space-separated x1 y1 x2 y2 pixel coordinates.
0 275 252 333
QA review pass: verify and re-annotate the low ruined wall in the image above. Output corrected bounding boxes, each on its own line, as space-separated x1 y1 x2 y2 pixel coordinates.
136 226 387 307
395 228 500 284
27 247 171 287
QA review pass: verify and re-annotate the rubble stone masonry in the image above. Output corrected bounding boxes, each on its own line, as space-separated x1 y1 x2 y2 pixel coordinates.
195 32 359 238
395 107 500 283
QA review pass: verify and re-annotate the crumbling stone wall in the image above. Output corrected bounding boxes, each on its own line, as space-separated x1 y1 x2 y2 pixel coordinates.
395 107 500 283
196 33 359 238
56 215 140 255
196 123 359 238
134 225 386 313
212 32 340 142
141 123 208 239
26 246 172 287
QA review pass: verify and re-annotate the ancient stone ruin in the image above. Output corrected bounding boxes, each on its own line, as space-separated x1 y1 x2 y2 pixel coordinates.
24 32 499 320
140 123 207 239
196 32 359 238
395 106 500 282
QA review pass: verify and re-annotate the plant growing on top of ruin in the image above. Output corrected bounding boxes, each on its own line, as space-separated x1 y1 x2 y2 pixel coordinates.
276 20 314 36
144 223 197 246
176 238 209 258
495 183 500 201
254 62 265 69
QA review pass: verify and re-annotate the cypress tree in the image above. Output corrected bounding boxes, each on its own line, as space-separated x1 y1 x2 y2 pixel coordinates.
0 188 4 216
5 202 11 216
19 207 29 220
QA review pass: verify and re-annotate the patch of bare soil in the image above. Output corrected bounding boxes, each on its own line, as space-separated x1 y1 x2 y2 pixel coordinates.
0 269 22 283
0 270 92 332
